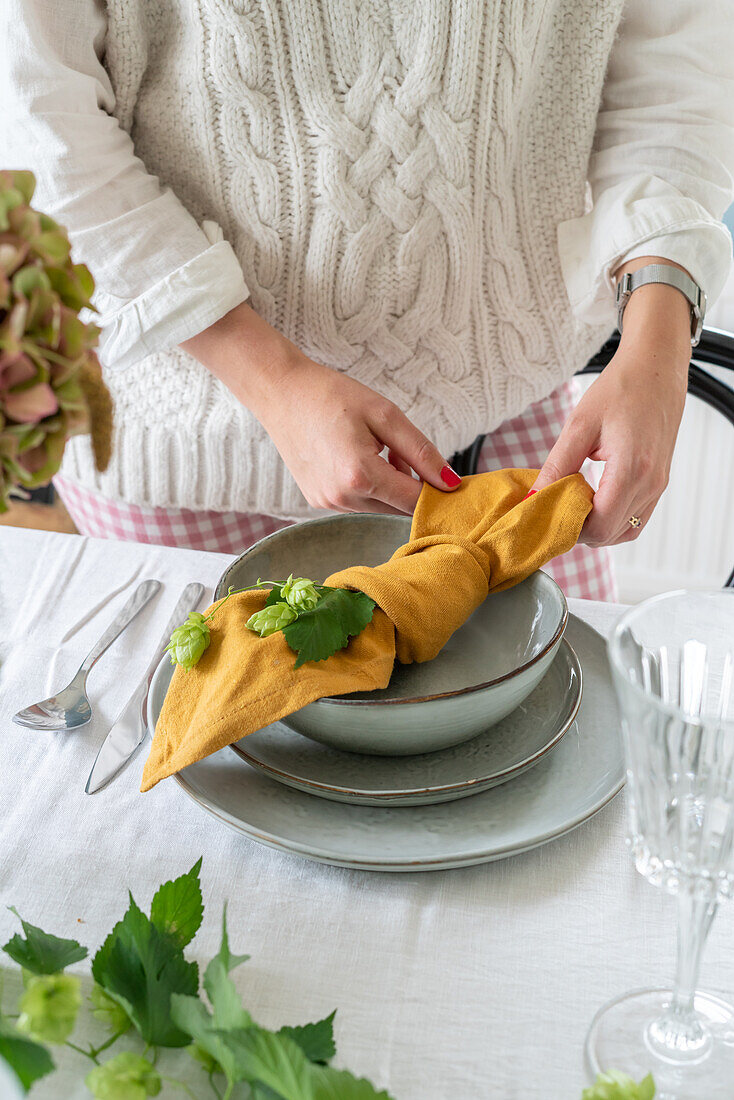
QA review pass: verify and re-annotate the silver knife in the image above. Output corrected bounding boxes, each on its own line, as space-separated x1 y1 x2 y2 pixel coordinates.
85 582 206 794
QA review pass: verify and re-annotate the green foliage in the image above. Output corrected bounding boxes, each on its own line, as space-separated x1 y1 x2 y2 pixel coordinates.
310 1065 396 1100
202 906 251 1031
85 1052 161 1100
3 908 87 975
170 910 391 1099
0 169 110 512
0 1020 54 1092
1 856 650 1099
149 857 204 950
283 587 376 668
168 577 376 672
16 973 81 1044
279 1011 336 1065
91 894 198 1047
582 1071 656 1100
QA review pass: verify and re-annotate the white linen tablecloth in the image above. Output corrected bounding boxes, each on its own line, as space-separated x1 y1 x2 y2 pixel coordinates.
1 527 733 1100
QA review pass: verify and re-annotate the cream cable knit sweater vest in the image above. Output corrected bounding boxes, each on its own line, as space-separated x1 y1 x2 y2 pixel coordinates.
63 0 624 517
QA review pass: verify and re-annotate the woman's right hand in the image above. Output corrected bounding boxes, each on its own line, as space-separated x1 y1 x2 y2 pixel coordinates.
181 301 462 515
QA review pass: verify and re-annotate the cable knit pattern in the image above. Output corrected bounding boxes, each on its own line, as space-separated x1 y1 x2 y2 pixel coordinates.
62 0 627 518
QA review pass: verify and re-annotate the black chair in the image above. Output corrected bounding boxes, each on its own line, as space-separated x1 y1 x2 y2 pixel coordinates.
448 327 734 588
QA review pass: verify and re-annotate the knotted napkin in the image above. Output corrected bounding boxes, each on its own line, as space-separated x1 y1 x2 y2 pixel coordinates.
141 468 592 790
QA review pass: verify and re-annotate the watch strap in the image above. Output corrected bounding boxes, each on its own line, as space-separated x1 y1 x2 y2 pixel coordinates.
615 263 706 346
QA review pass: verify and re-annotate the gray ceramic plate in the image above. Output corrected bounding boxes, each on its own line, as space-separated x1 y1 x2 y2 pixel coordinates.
229 638 582 805
215 513 568 755
148 615 624 871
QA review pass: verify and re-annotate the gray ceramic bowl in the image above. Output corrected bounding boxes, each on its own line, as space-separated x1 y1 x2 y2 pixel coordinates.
216 514 567 755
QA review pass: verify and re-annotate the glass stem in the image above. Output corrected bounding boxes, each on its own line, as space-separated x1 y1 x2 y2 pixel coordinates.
646 886 718 1062
669 888 717 1020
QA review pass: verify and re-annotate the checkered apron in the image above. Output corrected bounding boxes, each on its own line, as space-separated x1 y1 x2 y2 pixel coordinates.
54 380 616 601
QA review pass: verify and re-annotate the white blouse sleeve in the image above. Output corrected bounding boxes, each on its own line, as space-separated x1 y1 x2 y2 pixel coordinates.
0 0 249 370
557 0 734 328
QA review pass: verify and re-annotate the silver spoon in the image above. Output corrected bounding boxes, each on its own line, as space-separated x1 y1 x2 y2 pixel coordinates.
12 579 161 731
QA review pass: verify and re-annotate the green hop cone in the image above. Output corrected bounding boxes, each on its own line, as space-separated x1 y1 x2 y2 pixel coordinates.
16 972 82 1044
582 1071 656 1100
166 611 211 671
246 601 298 637
281 573 321 612
85 1053 161 1100
89 983 131 1035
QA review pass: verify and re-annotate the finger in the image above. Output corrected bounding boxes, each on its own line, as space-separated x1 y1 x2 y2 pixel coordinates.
579 459 636 546
330 455 421 515
532 416 597 492
324 485 413 516
609 498 657 546
369 405 461 492
343 497 413 517
387 448 414 478
369 456 423 514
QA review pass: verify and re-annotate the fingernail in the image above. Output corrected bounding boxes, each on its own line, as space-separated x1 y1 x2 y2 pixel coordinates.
521 490 537 501
440 464 462 488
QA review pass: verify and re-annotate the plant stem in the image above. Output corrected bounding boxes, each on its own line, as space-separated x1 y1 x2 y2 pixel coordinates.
203 586 248 623
222 1083 234 1100
65 1040 99 1063
88 1028 126 1060
208 1070 223 1099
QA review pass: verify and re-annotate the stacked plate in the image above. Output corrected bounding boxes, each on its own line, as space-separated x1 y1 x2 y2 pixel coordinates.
148 516 624 871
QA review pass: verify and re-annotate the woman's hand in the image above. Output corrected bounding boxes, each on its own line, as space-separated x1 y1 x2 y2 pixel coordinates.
181 301 461 515
532 257 693 546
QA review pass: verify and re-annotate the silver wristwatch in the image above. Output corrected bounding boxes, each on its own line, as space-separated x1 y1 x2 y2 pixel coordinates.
615 263 706 346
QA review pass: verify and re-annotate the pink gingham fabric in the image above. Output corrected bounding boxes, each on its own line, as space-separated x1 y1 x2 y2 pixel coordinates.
54 381 616 601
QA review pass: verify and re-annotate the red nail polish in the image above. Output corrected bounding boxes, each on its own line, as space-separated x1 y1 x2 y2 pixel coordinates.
440 465 462 488
521 490 537 501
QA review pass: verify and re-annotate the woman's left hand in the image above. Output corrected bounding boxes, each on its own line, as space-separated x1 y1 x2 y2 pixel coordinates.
532 259 693 547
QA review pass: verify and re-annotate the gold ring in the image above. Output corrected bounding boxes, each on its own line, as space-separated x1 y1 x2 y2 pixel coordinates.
628 515 642 529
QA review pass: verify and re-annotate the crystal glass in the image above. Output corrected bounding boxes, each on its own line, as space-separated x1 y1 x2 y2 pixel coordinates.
586 590 734 1099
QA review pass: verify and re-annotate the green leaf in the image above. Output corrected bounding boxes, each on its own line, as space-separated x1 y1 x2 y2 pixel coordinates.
46 267 92 311
170 995 244 1088
582 1071 656 1100
149 857 203 949
279 1011 336 1065
310 1065 396 1100
203 905 251 1030
0 1020 54 1092
11 266 51 299
91 893 198 1047
31 231 71 266
263 584 284 608
2 908 88 975
282 588 376 669
72 263 95 300
9 171 36 205
216 1028 312 1099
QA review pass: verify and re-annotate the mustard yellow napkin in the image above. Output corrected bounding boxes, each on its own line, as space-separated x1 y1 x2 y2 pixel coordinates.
141 468 592 790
